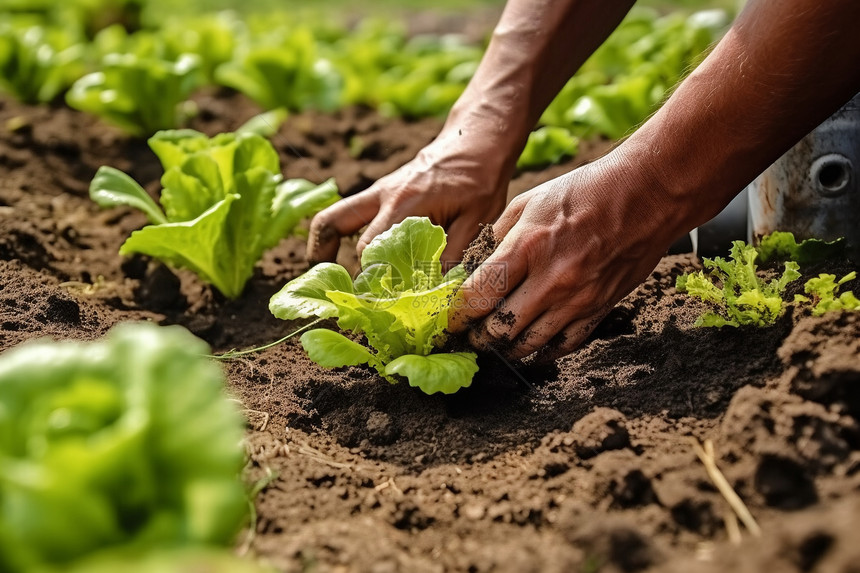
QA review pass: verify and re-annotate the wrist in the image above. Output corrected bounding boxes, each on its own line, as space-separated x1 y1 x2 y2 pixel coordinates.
422 106 526 199
578 143 694 250
440 85 532 171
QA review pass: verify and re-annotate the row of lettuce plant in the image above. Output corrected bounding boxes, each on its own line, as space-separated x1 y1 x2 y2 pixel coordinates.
1 3 728 166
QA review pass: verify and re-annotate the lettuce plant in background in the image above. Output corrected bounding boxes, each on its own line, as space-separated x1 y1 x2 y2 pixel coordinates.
0 323 248 573
89 129 339 298
755 231 846 264
66 52 202 135
270 217 479 395
528 8 728 166
517 126 580 171
89 12 244 85
331 21 481 118
160 12 244 83
216 26 342 112
65 547 275 573
0 22 86 103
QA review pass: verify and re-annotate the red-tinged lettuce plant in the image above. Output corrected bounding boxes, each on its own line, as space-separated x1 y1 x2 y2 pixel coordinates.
89 129 338 299
269 217 478 395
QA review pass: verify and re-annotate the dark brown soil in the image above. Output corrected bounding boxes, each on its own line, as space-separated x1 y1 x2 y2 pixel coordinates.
2 90 860 573
461 223 498 274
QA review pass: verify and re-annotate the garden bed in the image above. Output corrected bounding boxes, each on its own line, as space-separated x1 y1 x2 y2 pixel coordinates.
1 90 859 573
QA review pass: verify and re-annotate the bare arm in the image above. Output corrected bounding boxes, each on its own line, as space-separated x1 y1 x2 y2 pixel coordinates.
443 0 637 163
451 0 860 359
631 0 860 229
306 0 636 263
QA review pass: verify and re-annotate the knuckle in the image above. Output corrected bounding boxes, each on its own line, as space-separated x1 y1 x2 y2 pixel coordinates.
520 227 554 263
509 193 529 210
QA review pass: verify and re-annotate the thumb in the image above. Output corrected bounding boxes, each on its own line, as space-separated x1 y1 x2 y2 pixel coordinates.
307 192 379 263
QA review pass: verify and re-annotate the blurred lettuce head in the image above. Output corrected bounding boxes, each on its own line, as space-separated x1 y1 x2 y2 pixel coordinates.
0 322 248 573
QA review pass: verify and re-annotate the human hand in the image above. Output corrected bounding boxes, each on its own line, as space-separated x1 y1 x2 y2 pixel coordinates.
306 128 517 265
448 149 685 361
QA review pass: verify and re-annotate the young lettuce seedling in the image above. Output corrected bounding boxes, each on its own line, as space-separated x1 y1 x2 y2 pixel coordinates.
677 232 857 326
676 240 801 327
269 217 479 395
90 129 339 299
796 271 860 316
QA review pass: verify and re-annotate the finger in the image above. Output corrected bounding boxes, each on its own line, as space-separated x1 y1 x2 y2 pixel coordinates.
532 305 613 363
440 217 481 268
505 303 586 360
448 243 527 333
468 277 561 351
307 192 380 263
492 191 531 240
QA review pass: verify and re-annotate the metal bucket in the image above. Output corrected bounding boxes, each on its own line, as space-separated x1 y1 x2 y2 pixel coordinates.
747 92 860 258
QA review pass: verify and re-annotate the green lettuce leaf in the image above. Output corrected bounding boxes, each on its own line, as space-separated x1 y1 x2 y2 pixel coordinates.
235 108 289 137
89 167 167 225
65 547 275 573
756 231 845 264
90 130 339 299
803 271 860 316
66 53 202 136
360 216 446 291
269 263 355 320
118 194 239 295
384 352 479 395
269 217 479 395
516 126 579 171
0 323 247 573
0 23 85 104
299 329 376 369
215 28 342 112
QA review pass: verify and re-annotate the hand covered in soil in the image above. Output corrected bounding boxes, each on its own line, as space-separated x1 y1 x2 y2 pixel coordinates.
306 127 515 265
449 148 682 361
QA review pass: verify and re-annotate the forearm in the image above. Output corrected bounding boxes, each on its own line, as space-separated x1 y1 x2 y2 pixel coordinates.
440 0 636 166
621 0 860 239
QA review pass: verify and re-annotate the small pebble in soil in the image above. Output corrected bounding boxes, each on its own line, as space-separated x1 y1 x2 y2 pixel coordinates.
460 503 487 521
